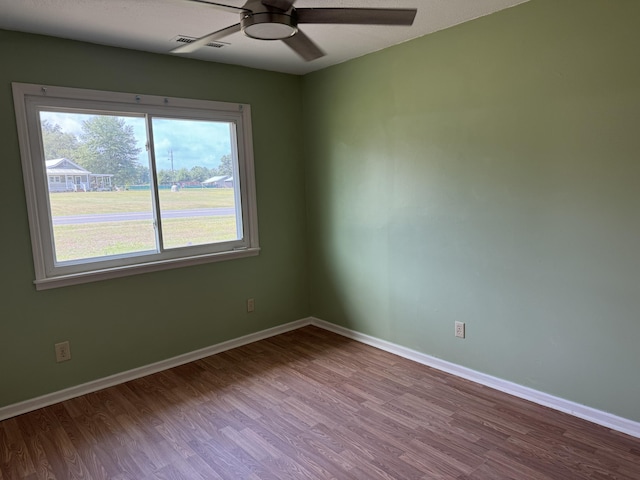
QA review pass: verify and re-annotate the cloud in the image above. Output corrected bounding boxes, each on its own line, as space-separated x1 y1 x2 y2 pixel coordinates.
40 111 85 136
152 118 232 171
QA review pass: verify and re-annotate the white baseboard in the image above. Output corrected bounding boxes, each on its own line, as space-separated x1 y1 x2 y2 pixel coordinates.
0 318 312 422
308 317 640 439
3 316 639 440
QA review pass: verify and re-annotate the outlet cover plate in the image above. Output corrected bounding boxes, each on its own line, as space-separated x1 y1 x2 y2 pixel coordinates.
55 341 71 362
455 321 465 339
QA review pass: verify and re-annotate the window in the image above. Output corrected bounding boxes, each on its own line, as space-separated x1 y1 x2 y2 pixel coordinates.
12 83 259 290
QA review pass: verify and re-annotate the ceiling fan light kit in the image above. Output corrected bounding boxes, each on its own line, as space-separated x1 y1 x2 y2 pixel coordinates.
242 12 297 40
172 0 417 61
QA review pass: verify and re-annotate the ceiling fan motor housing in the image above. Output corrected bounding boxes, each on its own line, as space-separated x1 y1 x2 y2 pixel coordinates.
241 11 298 40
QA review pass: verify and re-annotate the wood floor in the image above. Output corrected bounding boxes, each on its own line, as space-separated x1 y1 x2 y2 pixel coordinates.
1 326 639 480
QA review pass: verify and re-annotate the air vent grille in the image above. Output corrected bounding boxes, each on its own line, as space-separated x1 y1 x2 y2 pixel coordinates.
173 35 229 48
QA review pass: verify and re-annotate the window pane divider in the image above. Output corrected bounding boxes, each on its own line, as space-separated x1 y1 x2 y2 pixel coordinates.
146 113 164 253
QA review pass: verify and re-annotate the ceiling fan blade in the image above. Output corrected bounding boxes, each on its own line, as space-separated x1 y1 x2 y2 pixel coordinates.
296 8 417 26
261 0 296 11
282 30 325 61
187 0 250 14
171 23 242 54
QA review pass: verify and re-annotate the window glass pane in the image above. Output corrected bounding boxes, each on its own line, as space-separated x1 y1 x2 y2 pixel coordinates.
151 117 241 249
39 111 156 263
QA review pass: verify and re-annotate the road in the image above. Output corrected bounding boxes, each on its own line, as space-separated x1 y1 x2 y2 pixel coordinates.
52 207 236 225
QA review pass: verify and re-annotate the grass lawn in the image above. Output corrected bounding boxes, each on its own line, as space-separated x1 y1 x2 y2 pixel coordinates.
53 216 238 262
49 189 239 261
48 188 235 216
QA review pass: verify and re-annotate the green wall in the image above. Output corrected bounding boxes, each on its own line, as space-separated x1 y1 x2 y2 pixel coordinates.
303 0 640 422
0 30 308 407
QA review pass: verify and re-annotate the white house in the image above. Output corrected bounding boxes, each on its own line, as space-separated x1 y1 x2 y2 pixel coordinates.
46 158 113 192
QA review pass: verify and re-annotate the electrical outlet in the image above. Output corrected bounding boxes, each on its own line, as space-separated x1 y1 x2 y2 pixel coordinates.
454 321 465 339
247 298 255 313
55 341 71 362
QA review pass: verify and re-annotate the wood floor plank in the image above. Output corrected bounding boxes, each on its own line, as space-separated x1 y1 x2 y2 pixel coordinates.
0 418 36 479
1 325 639 479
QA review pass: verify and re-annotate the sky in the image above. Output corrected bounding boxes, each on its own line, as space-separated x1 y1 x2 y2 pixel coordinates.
40 111 233 171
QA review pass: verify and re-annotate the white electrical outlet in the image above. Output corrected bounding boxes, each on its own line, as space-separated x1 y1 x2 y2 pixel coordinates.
455 321 465 339
247 298 255 313
55 341 71 362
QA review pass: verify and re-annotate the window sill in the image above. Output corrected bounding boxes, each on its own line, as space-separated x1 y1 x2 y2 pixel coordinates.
33 247 260 290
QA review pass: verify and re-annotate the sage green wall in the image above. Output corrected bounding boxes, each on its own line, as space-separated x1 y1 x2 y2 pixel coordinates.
303 0 640 421
0 30 308 408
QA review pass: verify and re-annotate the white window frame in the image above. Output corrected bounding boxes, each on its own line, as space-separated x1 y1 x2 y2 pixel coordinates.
12 83 259 290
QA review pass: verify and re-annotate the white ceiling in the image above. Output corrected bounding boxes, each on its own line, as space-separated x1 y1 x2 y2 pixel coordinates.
0 0 529 75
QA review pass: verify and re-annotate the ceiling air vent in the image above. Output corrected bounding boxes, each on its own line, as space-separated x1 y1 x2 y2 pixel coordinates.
172 35 229 49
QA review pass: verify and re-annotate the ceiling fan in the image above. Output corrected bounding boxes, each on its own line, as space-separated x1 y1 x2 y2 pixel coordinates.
171 0 417 61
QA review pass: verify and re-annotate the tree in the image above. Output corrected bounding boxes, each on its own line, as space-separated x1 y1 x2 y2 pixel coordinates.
134 164 150 185
175 167 191 182
76 116 141 186
157 169 173 185
216 154 233 176
190 165 211 182
40 120 80 160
